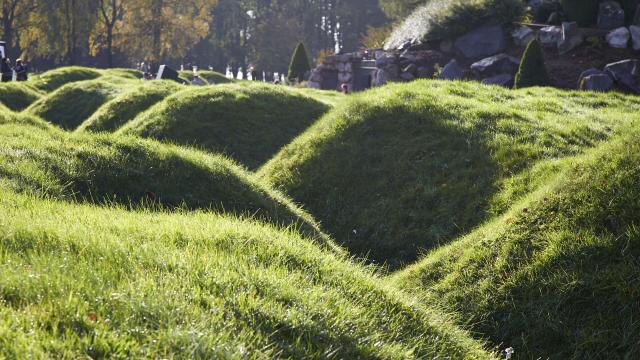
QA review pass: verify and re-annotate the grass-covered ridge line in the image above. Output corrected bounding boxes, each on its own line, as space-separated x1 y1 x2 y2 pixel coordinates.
178 70 234 84
0 82 42 111
385 0 524 49
260 80 640 268
0 122 332 246
31 66 103 92
0 185 495 358
77 81 184 133
392 124 640 359
26 79 137 130
119 83 330 170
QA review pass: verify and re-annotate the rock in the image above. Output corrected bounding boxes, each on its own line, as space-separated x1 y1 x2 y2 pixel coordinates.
634 4 640 25
547 12 563 25
403 63 418 75
598 1 626 30
375 52 397 68
470 54 520 76
539 26 562 46
440 40 453 53
400 72 415 81
606 27 630 48
558 22 583 54
373 65 400 86
579 74 614 91
438 59 464 80
454 25 506 60
416 66 433 78
512 27 535 47
630 25 640 50
578 68 604 88
397 41 413 51
482 74 514 87
307 80 321 89
604 59 640 92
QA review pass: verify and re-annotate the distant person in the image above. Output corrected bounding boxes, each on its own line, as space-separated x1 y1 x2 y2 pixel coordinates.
13 59 27 81
251 69 258 81
341 83 349 94
273 79 281 85
1 58 11 82
191 74 207 86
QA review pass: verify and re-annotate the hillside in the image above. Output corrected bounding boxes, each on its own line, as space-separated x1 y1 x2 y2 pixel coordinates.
392 124 640 359
26 79 137 130
77 81 184 133
178 70 234 84
119 83 331 170
0 82 42 111
260 80 640 268
0 121 332 246
31 66 104 92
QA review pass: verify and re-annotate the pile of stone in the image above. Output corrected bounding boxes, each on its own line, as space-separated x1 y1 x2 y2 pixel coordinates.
579 59 640 93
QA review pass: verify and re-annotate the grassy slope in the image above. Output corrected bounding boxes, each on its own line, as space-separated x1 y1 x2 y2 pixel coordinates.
393 124 640 359
0 82 42 111
0 184 494 359
260 80 640 268
31 67 103 92
385 0 524 49
77 81 184 133
119 83 330 170
26 79 137 130
0 122 332 247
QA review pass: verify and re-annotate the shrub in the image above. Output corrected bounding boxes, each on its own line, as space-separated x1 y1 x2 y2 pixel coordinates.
287 42 311 83
560 0 599 26
514 39 551 89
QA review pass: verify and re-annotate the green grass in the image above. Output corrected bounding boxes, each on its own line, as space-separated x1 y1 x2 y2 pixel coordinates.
0 183 494 358
119 83 330 170
101 68 143 79
260 80 640 268
385 0 524 49
0 122 333 246
178 70 234 84
392 123 640 359
77 81 184 133
31 67 103 92
26 79 137 130
0 82 43 111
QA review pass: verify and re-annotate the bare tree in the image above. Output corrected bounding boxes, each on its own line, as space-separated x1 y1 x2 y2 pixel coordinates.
96 0 123 67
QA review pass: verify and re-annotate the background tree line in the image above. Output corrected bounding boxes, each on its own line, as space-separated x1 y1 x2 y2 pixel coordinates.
0 0 421 72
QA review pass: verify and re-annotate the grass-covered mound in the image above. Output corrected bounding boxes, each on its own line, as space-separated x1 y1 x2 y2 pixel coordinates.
179 70 234 84
385 0 524 49
101 68 143 79
0 185 494 359
260 80 640 268
119 83 330 170
26 79 135 130
0 82 42 111
0 122 331 244
31 66 103 92
393 125 640 359
77 81 183 133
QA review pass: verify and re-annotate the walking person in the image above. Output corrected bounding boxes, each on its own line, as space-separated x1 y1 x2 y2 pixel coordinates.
13 59 28 81
1 58 12 82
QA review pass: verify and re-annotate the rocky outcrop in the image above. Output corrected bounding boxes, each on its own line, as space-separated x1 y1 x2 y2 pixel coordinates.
606 27 630 48
598 1 626 30
454 25 506 60
605 59 640 92
439 59 464 80
558 22 583 54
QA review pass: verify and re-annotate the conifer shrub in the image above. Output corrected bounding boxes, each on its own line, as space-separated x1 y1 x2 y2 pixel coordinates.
560 0 599 26
514 39 551 89
287 42 311 83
